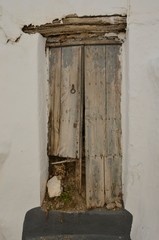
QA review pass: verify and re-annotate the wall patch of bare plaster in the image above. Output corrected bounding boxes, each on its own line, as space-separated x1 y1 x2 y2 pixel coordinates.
0 5 22 44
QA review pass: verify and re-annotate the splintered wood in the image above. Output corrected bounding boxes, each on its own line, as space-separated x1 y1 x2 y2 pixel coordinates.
85 45 106 207
105 46 122 203
49 46 82 158
49 44 122 208
22 15 126 46
85 45 121 207
23 14 125 209
22 15 126 37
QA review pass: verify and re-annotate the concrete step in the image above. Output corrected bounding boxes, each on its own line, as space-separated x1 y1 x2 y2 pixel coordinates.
29 235 130 240
22 207 132 240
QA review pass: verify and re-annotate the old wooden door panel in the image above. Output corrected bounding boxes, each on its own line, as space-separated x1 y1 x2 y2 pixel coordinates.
105 45 122 203
49 46 82 159
49 44 122 207
49 47 61 156
59 46 82 158
85 45 106 207
85 45 122 207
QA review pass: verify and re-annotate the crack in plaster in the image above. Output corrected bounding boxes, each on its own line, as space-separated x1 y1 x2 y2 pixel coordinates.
0 5 22 44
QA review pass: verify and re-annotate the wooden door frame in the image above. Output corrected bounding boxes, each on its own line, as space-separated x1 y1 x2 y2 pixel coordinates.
22 14 126 46
23 15 126 207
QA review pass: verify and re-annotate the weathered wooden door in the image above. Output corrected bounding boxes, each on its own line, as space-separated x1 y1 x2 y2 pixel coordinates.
49 44 122 208
49 46 82 159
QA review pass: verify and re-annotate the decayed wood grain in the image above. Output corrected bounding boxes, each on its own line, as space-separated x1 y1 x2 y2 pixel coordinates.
49 46 82 158
62 15 126 25
59 46 82 158
85 45 106 207
105 45 122 203
76 46 84 190
23 15 126 46
46 39 121 47
22 15 126 40
49 48 61 156
46 31 123 47
46 33 120 43
84 44 122 207
49 43 122 207
23 24 126 37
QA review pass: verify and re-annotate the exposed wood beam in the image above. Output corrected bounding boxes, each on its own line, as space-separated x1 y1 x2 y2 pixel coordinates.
22 15 127 40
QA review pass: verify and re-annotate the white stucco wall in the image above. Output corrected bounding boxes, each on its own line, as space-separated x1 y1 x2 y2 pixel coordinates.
123 1 159 239
0 33 48 239
0 0 159 239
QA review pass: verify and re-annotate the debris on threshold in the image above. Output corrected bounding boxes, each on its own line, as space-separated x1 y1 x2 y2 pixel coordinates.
47 175 62 198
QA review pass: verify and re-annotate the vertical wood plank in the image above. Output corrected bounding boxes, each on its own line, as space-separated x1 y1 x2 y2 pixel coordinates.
49 47 61 156
49 44 122 205
76 45 84 190
105 45 122 203
85 45 106 207
49 46 82 159
59 46 82 158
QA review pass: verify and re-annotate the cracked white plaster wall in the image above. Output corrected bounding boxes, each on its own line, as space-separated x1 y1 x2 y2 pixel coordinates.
0 33 48 240
0 6 22 44
128 0 159 24
0 1 127 239
0 1 159 240
0 0 127 25
124 15 159 239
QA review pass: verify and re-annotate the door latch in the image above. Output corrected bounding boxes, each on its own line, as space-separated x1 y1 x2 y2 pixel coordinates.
70 84 76 94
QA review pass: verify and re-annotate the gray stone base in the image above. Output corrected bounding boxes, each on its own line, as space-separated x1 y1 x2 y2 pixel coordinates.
22 207 132 240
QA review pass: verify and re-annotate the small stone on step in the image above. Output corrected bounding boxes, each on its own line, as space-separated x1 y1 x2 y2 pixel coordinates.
47 176 62 198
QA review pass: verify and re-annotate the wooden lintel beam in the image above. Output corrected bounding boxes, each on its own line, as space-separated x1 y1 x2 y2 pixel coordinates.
62 15 126 25
22 15 127 38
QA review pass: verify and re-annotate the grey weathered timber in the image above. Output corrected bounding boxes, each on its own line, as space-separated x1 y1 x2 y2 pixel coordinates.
22 207 132 240
49 48 61 156
84 45 122 207
85 45 106 207
25 24 126 37
49 44 122 207
76 46 84 190
62 15 126 25
22 15 126 39
49 46 82 159
22 15 126 47
46 39 122 47
105 45 122 203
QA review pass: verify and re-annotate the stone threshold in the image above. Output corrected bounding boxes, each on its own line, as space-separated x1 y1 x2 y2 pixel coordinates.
22 207 132 240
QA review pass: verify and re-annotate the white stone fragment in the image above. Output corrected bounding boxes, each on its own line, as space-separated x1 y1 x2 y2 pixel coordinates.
47 176 62 198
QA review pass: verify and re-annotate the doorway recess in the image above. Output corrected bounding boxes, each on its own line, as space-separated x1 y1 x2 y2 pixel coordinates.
23 14 126 210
